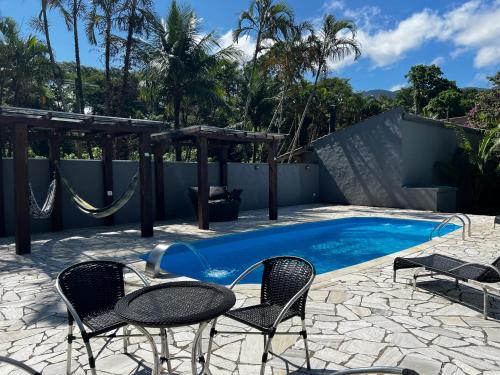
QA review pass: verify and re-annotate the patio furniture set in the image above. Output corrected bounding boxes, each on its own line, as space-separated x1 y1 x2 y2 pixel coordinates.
0 256 422 375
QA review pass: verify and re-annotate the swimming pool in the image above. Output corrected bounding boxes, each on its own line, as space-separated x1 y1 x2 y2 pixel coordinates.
146 217 459 285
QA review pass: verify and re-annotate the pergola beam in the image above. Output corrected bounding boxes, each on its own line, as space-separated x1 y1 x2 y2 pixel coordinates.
197 136 209 230
139 133 153 237
13 123 30 254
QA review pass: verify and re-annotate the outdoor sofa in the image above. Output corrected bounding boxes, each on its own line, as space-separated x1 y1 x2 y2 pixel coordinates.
188 186 242 222
394 253 500 318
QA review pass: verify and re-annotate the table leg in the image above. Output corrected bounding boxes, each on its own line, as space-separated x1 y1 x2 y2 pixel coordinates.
132 325 160 375
160 328 173 374
192 322 212 375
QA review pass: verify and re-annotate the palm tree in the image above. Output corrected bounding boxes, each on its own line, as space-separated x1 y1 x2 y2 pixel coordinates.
287 15 361 162
0 17 52 107
87 0 122 115
56 0 86 113
264 21 311 133
141 0 239 160
30 0 70 110
234 0 293 127
116 0 152 116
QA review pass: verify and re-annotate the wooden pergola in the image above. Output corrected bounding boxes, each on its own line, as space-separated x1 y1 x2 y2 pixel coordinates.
151 125 286 230
0 107 161 255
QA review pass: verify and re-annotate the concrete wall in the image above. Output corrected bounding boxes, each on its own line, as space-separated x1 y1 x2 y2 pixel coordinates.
309 108 478 212
1 159 319 235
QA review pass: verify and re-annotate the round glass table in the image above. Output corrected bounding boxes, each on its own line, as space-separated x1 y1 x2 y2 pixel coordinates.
115 281 236 375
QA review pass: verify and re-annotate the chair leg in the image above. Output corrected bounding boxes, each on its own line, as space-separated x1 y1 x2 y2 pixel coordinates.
260 332 274 375
301 319 311 370
205 318 218 370
484 288 489 319
83 335 97 375
123 326 129 354
66 322 74 375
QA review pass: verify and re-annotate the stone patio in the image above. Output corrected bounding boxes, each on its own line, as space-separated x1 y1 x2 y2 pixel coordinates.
0 204 499 374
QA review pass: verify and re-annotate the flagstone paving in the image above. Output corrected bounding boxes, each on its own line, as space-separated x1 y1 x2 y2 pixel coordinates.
0 204 499 374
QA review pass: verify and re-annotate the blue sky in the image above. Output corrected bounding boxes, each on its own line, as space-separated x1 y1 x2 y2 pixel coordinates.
1 0 499 91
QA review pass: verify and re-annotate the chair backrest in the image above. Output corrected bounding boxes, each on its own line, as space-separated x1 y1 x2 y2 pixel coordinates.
260 256 315 318
57 261 126 325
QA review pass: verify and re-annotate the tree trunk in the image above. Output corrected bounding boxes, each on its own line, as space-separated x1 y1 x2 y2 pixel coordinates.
174 95 182 161
73 1 85 114
104 13 112 115
42 6 65 110
242 29 262 126
287 65 322 163
119 0 137 116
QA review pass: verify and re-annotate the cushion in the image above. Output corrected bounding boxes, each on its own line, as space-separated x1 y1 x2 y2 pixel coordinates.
209 186 228 200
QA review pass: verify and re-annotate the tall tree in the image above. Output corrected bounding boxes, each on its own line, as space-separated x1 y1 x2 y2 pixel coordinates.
141 0 238 160
87 0 122 115
31 0 70 109
234 0 293 128
117 0 151 116
405 64 456 115
0 17 52 107
287 15 361 161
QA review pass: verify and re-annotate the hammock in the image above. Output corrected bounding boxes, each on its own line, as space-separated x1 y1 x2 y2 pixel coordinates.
60 172 139 219
29 179 57 219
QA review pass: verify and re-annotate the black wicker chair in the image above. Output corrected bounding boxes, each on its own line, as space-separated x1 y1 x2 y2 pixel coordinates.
206 256 316 375
55 261 150 375
188 186 242 222
0 356 40 374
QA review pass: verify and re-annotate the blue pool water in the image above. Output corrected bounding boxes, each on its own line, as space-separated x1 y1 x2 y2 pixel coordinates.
145 217 459 285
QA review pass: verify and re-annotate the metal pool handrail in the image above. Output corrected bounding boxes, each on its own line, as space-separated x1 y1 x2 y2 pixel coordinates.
429 214 469 241
145 242 197 278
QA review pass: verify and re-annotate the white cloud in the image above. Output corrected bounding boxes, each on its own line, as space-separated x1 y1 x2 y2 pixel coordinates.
390 83 406 92
220 30 256 62
323 0 344 12
334 0 500 70
430 56 445 66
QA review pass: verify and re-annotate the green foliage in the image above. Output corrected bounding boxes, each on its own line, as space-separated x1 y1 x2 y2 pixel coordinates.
424 89 464 119
467 73 500 129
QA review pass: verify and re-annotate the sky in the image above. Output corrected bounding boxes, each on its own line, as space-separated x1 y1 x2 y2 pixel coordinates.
1 0 499 92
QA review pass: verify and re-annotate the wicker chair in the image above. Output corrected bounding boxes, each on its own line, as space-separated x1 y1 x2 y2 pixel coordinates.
0 356 40 374
55 261 150 375
206 256 316 375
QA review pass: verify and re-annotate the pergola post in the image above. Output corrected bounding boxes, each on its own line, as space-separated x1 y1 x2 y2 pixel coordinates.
197 136 209 229
219 145 229 187
0 129 5 237
268 141 278 220
13 123 31 254
49 132 63 231
153 143 166 221
139 133 153 237
102 134 114 226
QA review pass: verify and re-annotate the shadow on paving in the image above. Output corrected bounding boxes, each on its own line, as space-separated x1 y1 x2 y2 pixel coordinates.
417 278 500 320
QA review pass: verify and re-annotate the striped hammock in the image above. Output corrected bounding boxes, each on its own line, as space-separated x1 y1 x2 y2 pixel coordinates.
29 180 57 219
60 172 139 219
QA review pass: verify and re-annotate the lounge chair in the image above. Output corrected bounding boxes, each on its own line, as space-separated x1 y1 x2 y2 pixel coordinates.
206 256 315 375
394 254 500 318
55 261 154 375
188 186 242 222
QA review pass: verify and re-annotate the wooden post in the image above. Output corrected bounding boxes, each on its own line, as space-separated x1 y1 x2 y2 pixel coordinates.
268 141 278 220
153 143 166 221
102 135 114 226
139 133 153 237
197 136 209 229
219 145 229 187
49 132 63 231
13 123 31 254
0 129 5 237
